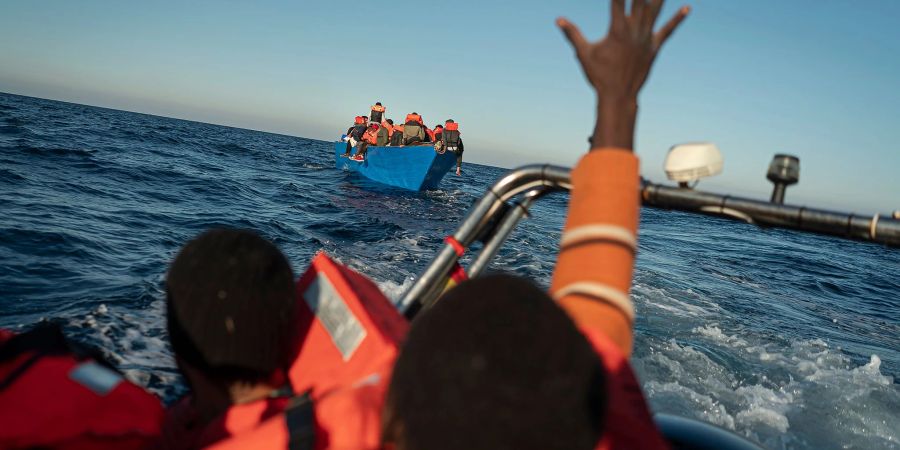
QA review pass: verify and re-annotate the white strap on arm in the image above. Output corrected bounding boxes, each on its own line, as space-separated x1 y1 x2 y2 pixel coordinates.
560 224 637 252
552 282 635 323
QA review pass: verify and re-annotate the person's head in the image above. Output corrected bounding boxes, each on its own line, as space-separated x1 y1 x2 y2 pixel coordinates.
445 119 455 124
386 119 394 125
376 102 382 106
434 125 443 131
166 229 298 390
384 274 607 450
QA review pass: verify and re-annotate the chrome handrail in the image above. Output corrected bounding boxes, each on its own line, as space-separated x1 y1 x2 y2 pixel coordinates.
399 165 900 318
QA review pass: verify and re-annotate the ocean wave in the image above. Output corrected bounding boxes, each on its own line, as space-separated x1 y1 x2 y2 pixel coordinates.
1 93 897 450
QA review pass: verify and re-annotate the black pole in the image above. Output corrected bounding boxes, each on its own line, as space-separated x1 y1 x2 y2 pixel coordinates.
770 184 786 204
641 180 900 247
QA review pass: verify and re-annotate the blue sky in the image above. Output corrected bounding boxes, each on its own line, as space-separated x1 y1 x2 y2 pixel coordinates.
1 1 898 213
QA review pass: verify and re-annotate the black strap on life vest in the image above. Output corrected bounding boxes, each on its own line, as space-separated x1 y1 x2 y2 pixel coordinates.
285 391 316 450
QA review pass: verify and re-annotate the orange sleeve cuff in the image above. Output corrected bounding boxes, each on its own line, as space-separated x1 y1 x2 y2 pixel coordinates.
551 148 640 355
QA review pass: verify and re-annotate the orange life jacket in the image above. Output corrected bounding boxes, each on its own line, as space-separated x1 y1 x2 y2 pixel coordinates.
204 253 408 450
363 128 378 145
405 113 422 124
444 121 459 131
0 325 164 450
425 127 435 142
371 105 385 113
580 327 669 450
354 116 366 125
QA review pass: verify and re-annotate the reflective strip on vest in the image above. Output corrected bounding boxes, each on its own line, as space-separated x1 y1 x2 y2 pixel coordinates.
303 273 367 361
69 361 123 396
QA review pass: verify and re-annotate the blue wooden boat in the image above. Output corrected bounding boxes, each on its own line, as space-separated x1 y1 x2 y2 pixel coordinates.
334 141 458 191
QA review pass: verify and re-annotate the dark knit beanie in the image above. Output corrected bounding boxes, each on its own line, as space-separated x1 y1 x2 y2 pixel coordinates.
166 229 297 380
386 274 607 450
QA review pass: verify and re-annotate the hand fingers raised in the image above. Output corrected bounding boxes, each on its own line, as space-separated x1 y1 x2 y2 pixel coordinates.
653 5 690 49
631 0 646 29
557 17 590 55
610 0 627 32
644 0 664 30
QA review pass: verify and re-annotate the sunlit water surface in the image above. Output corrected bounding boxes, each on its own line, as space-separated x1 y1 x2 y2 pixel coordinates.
1 93 897 450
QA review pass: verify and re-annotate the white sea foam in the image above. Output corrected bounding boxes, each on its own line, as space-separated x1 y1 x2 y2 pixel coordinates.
635 323 900 449
377 277 416 304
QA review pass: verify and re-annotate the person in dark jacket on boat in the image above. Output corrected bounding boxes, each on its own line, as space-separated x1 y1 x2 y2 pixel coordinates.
344 116 368 156
382 1 690 449
442 119 464 176
401 113 427 145
370 102 386 123
376 121 390 146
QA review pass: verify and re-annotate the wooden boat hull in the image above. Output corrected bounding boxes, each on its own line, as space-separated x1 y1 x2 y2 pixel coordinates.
334 141 457 191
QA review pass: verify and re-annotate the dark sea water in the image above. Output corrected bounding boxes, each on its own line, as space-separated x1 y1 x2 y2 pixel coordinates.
1 92 897 449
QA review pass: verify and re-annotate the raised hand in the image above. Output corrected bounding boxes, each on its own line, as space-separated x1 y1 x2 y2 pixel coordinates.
557 0 689 150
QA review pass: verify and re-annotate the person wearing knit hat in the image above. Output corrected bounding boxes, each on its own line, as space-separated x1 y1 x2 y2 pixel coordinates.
160 228 299 448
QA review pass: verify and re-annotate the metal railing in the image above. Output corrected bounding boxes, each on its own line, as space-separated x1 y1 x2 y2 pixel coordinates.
398 164 900 318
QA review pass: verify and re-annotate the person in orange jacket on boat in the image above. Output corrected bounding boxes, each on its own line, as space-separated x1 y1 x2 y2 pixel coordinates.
390 122 405 146
441 119 464 176
382 1 690 449
381 118 395 139
351 123 380 160
156 229 405 450
370 102 386 123
401 113 427 145
376 121 391 146
432 124 444 142
156 230 301 450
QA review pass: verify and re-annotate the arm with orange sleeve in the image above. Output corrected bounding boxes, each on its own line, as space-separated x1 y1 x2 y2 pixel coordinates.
550 147 639 356
551 0 689 357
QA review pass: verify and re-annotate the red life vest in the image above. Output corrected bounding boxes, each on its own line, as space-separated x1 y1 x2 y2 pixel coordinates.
580 327 669 450
444 121 459 131
0 324 163 450
405 113 422 124
204 252 408 450
354 116 367 125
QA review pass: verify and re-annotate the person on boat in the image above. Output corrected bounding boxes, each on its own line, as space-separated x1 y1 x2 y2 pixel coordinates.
376 120 391 146
156 228 406 450
351 123 380 160
382 1 690 449
402 113 426 145
390 122 405 146
442 119 464 176
0 324 164 449
370 102 386 123
156 229 301 449
343 116 368 156
433 124 444 142
381 118 395 145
